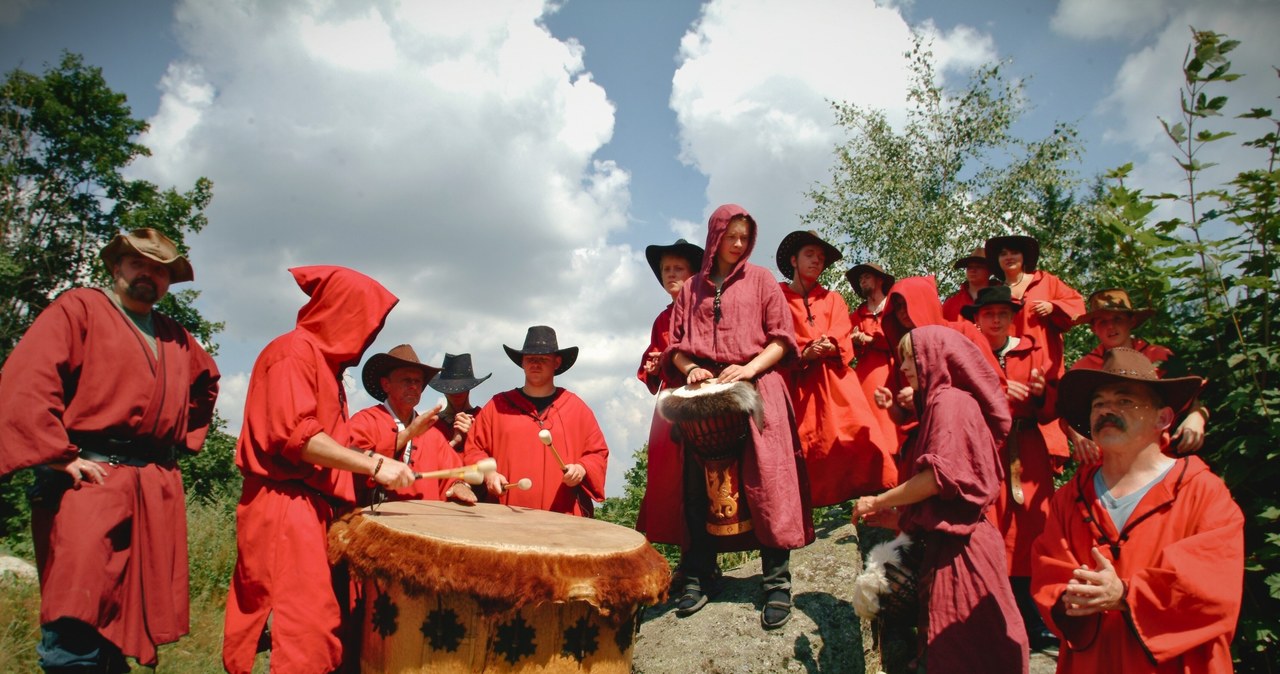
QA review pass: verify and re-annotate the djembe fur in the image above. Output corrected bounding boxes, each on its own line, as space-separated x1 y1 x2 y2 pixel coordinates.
851 533 920 621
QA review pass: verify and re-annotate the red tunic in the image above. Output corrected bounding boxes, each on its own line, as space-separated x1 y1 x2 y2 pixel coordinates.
1030 457 1243 673
0 288 218 667
347 404 462 503
899 327 1027 674
659 203 813 551
464 388 607 515
851 299 901 448
940 282 978 322
781 282 896 505
636 305 687 545
1007 270 1085 377
222 266 398 674
1070 338 1174 376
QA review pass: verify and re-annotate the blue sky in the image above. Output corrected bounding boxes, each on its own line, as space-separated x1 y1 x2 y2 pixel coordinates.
3 0 1276 495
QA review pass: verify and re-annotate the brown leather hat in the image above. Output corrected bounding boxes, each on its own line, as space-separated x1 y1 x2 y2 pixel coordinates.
952 246 990 271
362 345 442 402
99 228 194 283
845 262 895 299
1057 347 1203 436
1076 288 1155 327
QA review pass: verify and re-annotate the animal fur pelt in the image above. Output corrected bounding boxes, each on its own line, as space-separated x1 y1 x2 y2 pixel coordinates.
657 379 765 431
851 533 915 620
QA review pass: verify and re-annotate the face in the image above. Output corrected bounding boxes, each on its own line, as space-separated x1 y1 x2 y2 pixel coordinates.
716 218 751 269
1089 382 1172 447
791 244 826 283
522 354 561 387
381 366 427 410
891 295 914 329
897 336 919 389
965 262 991 287
659 254 693 298
1090 311 1137 350
998 247 1024 276
858 272 881 296
112 254 171 306
445 392 470 409
975 304 1014 342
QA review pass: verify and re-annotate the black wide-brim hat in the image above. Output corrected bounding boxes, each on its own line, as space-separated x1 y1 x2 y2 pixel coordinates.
985 235 1040 280
503 325 579 375
644 239 705 283
845 262 895 299
960 285 1024 321
1056 347 1204 436
428 352 492 394
361 344 442 402
775 230 842 280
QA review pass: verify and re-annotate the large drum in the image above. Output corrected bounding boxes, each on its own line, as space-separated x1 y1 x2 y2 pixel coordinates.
658 379 763 536
329 501 670 673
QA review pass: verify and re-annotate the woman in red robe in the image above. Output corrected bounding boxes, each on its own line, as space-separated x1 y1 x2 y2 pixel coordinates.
853 325 1028 673
985 235 1085 378
776 231 895 505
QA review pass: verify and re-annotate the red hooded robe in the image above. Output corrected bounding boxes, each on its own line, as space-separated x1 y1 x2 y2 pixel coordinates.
636 304 687 545
659 203 813 551
0 288 218 667
222 266 397 674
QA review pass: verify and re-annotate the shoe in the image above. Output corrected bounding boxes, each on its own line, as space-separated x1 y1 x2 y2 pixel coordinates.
760 588 792 629
1030 628 1060 657
675 577 712 617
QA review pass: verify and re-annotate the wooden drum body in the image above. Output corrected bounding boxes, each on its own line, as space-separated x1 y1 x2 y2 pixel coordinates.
329 501 670 673
657 380 764 536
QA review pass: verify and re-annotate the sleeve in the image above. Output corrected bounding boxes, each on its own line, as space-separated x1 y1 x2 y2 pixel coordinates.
659 283 694 385
463 400 497 466
827 292 855 366
1030 483 1104 649
348 408 395 458
408 428 464 500
759 272 799 359
572 400 609 502
1042 274 1085 331
637 311 667 394
257 355 327 464
184 339 220 453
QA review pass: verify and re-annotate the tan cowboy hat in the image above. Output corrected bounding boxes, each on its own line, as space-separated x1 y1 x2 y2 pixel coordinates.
952 246 990 271
1075 288 1156 327
845 262 895 299
361 345 442 402
775 230 842 280
1056 347 1204 436
99 228 195 283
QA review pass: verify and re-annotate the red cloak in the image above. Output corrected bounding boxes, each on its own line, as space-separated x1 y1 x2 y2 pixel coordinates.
222 266 397 674
1008 270 1084 377
851 299 901 449
1030 457 1243 673
347 404 462 503
0 288 218 667
940 282 978 322
659 203 813 551
1070 338 1174 376
636 305 687 545
781 282 896 505
464 388 607 515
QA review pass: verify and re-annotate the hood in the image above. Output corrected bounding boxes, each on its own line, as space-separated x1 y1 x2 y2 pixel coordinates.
701 204 757 279
884 275 946 349
290 265 399 370
910 325 1011 448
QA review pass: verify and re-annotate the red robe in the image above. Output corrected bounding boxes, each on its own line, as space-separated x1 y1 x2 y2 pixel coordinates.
1031 457 1243 673
899 327 1027 673
222 266 398 674
636 304 687 545
464 388 607 515
1007 270 1084 377
941 282 979 322
781 282 896 505
347 404 462 503
0 288 218 667
851 299 901 449
659 203 813 551
1071 338 1174 376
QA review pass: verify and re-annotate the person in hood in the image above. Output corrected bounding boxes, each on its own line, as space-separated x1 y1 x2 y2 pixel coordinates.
222 266 414 674
661 204 812 630
1031 348 1242 673
854 326 1029 673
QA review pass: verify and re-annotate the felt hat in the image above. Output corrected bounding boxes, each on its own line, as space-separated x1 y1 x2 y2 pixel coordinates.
1057 347 1204 436
99 228 195 283
960 285 1024 321
845 262 895 299
775 230 842 280
644 239 704 283
503 325 578 375
428 353 492 394
952 246 991 271
984 235 1040 280
361 345 442 402
1075 288 1156 327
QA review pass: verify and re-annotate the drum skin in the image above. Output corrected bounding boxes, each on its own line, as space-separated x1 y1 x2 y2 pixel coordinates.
329 501 670 672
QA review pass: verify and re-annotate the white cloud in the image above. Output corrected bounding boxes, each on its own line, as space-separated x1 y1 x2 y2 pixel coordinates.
0 0 42 27
1050 0 1171 40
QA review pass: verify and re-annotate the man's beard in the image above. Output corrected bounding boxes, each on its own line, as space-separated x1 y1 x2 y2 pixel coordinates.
125 278 159 304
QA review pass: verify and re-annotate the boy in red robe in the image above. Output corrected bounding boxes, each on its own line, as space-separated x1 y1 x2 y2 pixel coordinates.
0 228 219 673
222 266 417 674
847 262 900 449
1032 348 1242 673
466 325 608 516
776 230 895 505
941 246 995 321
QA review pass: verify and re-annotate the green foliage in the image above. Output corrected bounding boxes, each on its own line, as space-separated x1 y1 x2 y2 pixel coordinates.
179 414 242 504
1089 29 1279 671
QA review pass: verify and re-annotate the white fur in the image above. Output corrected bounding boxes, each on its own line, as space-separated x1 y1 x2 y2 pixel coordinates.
851 533 913 620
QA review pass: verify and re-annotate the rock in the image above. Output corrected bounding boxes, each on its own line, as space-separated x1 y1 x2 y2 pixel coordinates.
0 555 37 583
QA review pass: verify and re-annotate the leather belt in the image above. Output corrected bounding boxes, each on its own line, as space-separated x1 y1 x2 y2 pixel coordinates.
76 443 177 467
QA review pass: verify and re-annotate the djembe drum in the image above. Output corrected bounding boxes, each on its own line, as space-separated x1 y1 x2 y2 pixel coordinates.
328 501 670 673
658 379 764 536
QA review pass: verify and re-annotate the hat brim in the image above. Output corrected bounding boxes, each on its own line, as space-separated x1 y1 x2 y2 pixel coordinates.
985 236 1040 280
960 298 1023 321
503 345 579 375
100 236 195 284
952 255 990 271
845 264 895 299
645 242 705 283
1074 307 1155 328
776 231 842 280
1056 369 1204 436
429 372 493 395
361 354 442 402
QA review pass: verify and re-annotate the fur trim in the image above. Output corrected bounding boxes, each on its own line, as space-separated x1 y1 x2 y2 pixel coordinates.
657 380 764 431
851 533 913 620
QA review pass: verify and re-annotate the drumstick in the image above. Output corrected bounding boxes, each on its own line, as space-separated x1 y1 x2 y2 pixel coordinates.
537 429 568 472
500 478 533 494
414 457 497 481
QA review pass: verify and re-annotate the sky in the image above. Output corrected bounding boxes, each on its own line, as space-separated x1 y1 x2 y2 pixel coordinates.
3 0 1277 497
